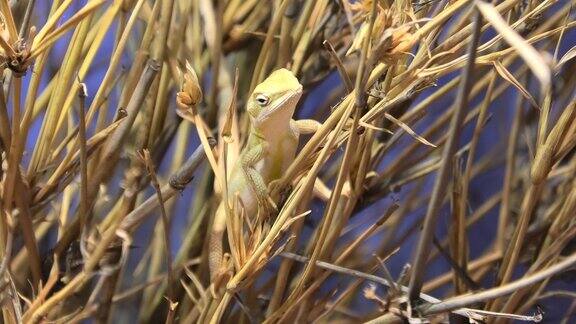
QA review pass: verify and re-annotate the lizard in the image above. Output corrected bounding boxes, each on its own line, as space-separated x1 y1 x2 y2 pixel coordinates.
209 68 321 284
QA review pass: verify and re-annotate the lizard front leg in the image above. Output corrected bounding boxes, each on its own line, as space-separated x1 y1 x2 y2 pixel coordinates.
240 142 277 220
291 119 332 201
292 119 322 135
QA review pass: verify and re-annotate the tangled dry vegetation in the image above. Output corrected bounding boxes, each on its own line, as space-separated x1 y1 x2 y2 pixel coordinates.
0 0 575 323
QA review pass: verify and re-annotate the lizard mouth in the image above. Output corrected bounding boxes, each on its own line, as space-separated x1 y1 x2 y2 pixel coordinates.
255 86 303 123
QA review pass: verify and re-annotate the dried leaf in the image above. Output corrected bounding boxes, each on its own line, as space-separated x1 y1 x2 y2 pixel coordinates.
556 45 576 71
346 22 370 56
388 25 415 55
360 121 393 134
347 8 394 56
222 69 239 143
177 60 203 108
475 0 551 88
384 113 437 147
493 60 540 110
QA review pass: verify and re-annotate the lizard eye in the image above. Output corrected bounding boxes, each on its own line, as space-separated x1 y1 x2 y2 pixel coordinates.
255 94 270 107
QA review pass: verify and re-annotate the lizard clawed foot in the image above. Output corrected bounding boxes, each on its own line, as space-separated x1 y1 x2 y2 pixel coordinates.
210 254 233 298
268 179 282 194
257 195 277 221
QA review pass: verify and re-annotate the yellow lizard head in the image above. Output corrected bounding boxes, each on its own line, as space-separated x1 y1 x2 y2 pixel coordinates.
247 68 303 127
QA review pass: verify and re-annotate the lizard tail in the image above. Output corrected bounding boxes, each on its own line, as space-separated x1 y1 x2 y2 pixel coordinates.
209 204 226 283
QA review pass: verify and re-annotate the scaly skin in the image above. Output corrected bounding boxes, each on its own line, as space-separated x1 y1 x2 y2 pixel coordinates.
209 69 304 283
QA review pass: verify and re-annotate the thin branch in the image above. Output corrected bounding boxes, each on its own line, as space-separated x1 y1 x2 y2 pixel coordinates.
408 6 482 301
421 252 576 315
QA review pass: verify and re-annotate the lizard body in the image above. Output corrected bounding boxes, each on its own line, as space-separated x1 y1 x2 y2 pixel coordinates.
209 69 304 282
